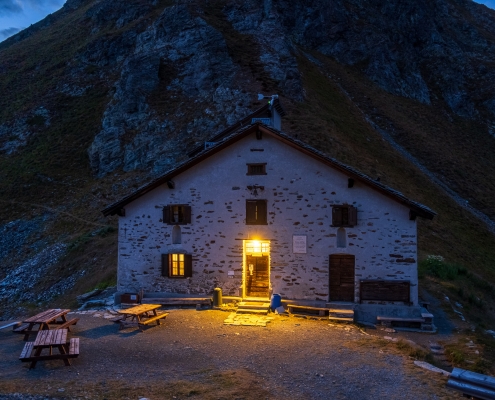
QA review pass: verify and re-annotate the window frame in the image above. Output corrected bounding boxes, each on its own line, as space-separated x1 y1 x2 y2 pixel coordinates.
246 199 268 225
161 253 192 278
163 204 191 225
246 163 267 175
331 205 357 227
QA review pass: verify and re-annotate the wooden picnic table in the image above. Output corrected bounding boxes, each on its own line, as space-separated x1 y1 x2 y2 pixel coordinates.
14 309 79 341
19 329 80 369
116 304 168 331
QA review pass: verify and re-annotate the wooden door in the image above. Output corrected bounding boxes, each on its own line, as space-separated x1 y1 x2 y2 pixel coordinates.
329 254 355 302
246 255 269 297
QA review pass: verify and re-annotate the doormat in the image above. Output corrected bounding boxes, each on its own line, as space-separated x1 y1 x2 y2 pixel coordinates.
223 312 274 327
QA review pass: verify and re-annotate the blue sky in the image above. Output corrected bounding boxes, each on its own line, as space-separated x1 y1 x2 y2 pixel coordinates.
475 0 495 9
0 0 494 42
0 0 65 41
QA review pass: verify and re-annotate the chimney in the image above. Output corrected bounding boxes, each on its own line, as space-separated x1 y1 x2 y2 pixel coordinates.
253 94 284 130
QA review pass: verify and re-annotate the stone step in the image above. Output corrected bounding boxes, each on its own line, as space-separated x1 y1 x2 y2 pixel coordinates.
236 308 268 315
329 308 354 322
238 302 270 311
328 309 354 317
326 302 355 310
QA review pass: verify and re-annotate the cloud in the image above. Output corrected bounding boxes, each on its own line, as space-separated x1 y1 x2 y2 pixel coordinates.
0 26 20 39
0 0 23 16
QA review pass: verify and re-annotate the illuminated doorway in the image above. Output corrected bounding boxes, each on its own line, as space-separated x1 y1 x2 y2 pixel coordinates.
244 240 270 299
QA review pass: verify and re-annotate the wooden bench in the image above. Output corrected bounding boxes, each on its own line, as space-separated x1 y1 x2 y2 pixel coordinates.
54 318 79 331
288 304 330 318
142 297 212 306
139 313 168 326
117 304 168 331
120 313 169 330
13 323 30 333
19 338 80 367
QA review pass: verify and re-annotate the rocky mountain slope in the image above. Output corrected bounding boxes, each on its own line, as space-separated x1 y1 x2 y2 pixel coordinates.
1 0 495 335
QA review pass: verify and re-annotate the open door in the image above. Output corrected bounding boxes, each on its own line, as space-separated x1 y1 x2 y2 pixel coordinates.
329 254 355 302
244 240 270 298
245 255 269 297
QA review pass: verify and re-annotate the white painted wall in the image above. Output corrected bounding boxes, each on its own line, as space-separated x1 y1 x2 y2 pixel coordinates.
117 131 418 305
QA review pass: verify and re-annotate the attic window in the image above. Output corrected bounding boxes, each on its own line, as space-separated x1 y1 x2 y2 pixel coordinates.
332 205 357 227
247 163 267 175
246 200 267 225
163 205 191 225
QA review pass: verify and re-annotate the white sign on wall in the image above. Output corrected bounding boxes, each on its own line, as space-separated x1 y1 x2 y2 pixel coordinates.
293 235 307 254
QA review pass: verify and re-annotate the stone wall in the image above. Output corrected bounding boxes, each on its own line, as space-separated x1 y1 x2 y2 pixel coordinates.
117 131 418 304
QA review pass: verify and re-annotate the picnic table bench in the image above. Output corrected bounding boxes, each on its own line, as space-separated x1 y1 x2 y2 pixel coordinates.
13 309 78 341
115 304 168 331
19 329 79 369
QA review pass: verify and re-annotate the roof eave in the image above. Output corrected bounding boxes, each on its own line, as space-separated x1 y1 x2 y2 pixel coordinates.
102 123 436 221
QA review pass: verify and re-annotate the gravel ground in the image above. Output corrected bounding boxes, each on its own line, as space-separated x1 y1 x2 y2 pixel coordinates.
0 309 462 399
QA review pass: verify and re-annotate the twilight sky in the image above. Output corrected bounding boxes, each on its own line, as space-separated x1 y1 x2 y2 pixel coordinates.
0 0 66 41
0 0 495 42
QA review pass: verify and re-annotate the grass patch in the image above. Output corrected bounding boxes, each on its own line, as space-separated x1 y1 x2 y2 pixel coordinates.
418 255 467 280
443 337 494 375
395 339 435 363
94 276 117 290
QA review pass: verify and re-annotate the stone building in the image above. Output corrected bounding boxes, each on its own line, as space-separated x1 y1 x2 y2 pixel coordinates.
103 101 435 324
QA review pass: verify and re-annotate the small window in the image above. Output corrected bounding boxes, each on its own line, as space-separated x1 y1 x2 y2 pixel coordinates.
247 163 267 175
332 205 357 227
246 200 267 225
162 253 192 278
172 225 181 244
163 205 191 225
337 227 346 248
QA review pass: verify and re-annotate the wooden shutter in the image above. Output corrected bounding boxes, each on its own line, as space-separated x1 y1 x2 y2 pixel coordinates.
332 206 342 227
246 200 257 224
163 206 171 224
348 206 357 227
258 200 267 224
183 205 192 224
184 254 193 277
161 254 169 276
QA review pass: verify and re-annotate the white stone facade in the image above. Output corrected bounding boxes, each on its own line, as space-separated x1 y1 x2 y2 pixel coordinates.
116 130 421 305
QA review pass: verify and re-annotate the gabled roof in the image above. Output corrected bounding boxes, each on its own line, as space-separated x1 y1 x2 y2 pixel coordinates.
102 122 436 219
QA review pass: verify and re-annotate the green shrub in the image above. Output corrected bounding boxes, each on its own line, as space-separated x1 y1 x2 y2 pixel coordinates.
447 348 465 365
419 255 466 280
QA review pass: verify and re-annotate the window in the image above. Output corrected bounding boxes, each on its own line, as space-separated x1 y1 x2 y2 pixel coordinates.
332 205 357 227
337 227 346 248
172 225 181 244
162 253 192 278
245 241 270 254
163 204 191 225
247 163 267 175
246 200 267 225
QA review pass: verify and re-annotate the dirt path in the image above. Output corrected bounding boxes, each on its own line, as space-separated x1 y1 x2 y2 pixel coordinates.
0 310 462 399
